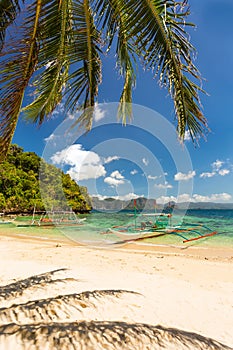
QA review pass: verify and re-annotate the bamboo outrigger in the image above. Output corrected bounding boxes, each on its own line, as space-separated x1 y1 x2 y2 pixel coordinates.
102 211 218 244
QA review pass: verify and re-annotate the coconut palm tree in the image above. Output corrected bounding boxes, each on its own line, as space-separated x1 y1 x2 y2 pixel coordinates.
0 0 207 160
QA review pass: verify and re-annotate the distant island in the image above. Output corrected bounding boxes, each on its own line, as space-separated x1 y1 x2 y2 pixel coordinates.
91 196 233 211
0 144 92 214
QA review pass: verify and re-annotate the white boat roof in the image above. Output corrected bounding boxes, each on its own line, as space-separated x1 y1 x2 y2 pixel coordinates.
128 213 172 217
141 213 172 217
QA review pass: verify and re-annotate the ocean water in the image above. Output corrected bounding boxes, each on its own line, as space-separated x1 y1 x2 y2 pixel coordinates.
51 209 233 248
2 210 233 248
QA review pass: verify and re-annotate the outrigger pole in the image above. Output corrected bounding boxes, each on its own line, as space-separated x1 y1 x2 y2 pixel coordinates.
111 225 218 245
183 231 218 243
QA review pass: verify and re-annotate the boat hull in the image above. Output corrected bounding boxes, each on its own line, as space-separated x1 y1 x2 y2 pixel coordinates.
105 225 218 244
106 227 170 241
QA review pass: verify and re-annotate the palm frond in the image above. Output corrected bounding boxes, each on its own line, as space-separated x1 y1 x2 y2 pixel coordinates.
0 0 207 156
114 0 207 141
0 0 23 51
94 0 136 123
22 0 72 125
65 0 102 130
116 5 136 123
0 0 42 160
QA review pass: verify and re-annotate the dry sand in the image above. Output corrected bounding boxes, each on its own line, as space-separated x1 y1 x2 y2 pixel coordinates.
0 231 232 349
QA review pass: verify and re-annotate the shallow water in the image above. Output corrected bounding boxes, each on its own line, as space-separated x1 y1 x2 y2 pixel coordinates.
1 210 233 248
62 209 233 248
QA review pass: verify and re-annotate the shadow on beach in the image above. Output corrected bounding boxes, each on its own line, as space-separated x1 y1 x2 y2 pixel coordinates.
0 269 232 350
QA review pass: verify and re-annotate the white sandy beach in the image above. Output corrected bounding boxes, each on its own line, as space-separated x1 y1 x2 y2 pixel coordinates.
0 231 232 349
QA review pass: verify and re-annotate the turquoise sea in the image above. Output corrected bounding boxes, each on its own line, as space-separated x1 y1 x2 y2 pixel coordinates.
4 209 233 249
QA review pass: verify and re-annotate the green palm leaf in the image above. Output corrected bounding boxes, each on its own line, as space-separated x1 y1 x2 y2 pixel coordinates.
0 0 41 160
65 0 102 130
95 0 136 122
0 0 207 160
0 0 23 51
123 0 207 140
22 0 72 124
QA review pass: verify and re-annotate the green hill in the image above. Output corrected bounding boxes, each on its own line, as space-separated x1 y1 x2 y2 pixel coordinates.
0 144 92 214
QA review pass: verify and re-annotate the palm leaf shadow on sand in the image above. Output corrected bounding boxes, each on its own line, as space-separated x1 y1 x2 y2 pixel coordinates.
0 269 232 349
0 321 232 350
0 290 141 325
0 268 78 301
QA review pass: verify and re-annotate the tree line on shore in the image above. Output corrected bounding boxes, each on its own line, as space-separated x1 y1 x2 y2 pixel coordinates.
0 144 92 214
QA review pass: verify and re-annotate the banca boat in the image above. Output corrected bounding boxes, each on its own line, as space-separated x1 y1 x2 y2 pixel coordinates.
103 213 218 244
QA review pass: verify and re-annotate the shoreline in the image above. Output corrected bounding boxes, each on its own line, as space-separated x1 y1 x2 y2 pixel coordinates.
1 228 233 261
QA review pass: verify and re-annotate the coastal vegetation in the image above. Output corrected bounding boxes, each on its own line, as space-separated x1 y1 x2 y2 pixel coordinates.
0 0 206 160
0 144 92 214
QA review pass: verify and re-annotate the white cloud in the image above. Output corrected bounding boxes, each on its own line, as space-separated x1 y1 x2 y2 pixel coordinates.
200 171 216 178
51 144 106 181
174 171 196 181
210 193 232 201
218 169 230 176
104 177 125 187
51 144 81 164
193 193 232 202
156 196 176 204
156 192 232 204
110 170 124 179
67 111 75 120
117 193 139 201
200 159 231 178
48 102 65 118
142 158 149 166
65 103 105 122
94 103 106 121
93 193 139 201
157 192 232 204
104 170 125 187
184 130 191 141
94 192 232 204
44 133 55 142
192 194 208 202
148 175 158 180
130 169 138 175
154 182 173 189
177 194 192 202
212 159 224 171
68 164 106 182
104 156 120 164
92 194 109 200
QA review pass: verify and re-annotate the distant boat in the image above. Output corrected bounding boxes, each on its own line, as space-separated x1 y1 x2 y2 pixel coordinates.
0 219 14 224
16 208 86 228
0 213 15 224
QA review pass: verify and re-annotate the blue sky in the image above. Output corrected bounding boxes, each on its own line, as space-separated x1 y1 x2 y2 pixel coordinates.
13 0 233 203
